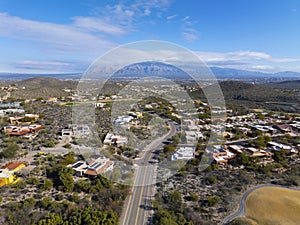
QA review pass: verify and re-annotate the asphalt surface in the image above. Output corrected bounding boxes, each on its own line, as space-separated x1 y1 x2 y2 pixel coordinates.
222 184 300 224
120 122 177 225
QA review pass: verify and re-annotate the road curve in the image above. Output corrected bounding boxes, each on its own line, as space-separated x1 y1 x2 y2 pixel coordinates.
222 184 300 224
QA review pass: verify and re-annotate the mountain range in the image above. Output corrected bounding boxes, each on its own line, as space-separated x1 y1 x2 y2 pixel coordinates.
0 62 299 81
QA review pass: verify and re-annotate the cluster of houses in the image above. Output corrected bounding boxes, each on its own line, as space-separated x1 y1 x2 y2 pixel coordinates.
2 111 42 139
0 102 24 117
169 109 299 165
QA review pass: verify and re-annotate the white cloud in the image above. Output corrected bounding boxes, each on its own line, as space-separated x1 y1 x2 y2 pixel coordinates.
182 16 190 21
72 16 126 35
167 14 177 20
0 13 117 54
14 60 88 73
143 9 151 16
196 51 272 63
194 50 300 72
182 28 199 42
250 65 274 71
228 51 271 60
101 0 171 28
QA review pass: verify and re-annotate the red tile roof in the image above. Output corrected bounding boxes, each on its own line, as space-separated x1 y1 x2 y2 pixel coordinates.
2 162 24 170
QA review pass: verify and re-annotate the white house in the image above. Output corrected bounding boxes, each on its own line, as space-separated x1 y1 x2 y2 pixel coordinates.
171 146 195 161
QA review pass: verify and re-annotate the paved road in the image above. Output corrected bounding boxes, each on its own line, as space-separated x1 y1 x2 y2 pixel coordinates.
222 184 300 224
120 122 177 225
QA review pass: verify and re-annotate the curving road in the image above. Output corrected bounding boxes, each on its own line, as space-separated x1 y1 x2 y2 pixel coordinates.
119 121 177 225
222 184 300 224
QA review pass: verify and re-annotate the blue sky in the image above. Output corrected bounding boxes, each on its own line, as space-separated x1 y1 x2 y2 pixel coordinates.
1 0 300 73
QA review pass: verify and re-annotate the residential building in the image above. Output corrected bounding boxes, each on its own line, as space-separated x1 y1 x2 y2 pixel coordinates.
0 169 19 187
103 133 128 147
227 145 243 154
114 116 133 125
85 158 114 177
2 162 25 172
9 114 39 125
172 146 195 161
4 124 43 136
68 157 114 177
213 150 236 164
0 109 25 117
275 124 292 133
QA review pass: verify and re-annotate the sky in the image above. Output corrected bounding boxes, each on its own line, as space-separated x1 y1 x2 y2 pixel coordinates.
1 0 300 74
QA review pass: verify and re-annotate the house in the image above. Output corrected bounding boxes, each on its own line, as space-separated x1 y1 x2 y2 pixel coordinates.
213 150 236 164
245 147 268 157
62 124 90 137
0 169 19 187
95 102 105 108
68 161 88 177
9 114 39 125
0 102 21 108
290 122 300 133
44 97 57 103
0 109 25 117
228 145 243 154
2 162 25 172
4 124 43 136
274 124 292 133
185 131 204 144
128 111 143 119
68 157 114 177
62 128 73 137
103 133 128 147
171 146 195 161
267 141 292 151
114 116 133 125
85 158 114 177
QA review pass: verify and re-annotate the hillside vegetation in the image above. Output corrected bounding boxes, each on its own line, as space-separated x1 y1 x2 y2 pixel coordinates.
10 77 78 99
266 80 300 90
190 81 300 113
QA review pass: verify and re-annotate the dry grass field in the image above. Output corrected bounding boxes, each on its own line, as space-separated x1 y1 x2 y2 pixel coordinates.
244 186 300 225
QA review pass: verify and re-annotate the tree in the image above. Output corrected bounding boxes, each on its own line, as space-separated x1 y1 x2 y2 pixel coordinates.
40 179 53 191
0 142 20 158
207 196 220 207
189 193 199 202
167 190 183 212
253 135 267 148
41 197 52 208
58 167 74 192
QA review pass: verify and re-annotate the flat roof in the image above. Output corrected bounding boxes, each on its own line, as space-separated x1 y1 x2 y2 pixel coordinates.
0 169 13 178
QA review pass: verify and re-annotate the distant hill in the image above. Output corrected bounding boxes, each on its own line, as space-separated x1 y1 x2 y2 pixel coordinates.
210 67 300 79
219 81 298 103
10 77 78 99
191 80 300 113
266 80 300 90
0 72 81 81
